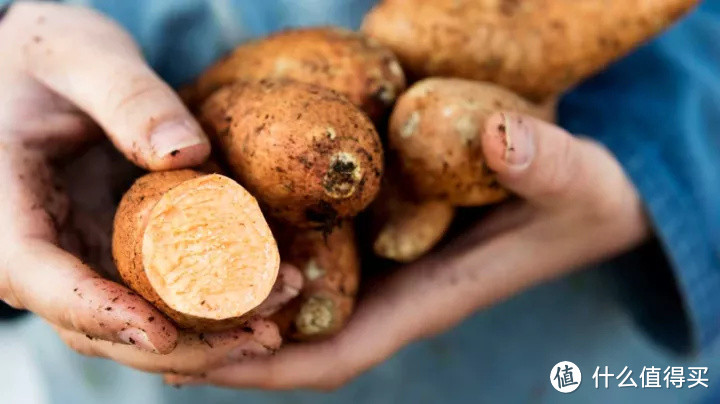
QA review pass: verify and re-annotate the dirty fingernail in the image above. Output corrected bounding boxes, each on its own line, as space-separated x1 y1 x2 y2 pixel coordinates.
150 120 207 158
118 328 158 353
500 113 535 169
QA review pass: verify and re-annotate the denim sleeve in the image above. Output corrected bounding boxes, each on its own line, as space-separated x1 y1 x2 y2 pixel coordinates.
560 2 720 354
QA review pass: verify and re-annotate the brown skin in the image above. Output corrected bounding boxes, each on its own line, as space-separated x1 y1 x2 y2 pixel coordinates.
389 78 551 206
187 27 406 121
112 170 280 331
372 78 554 262
362 0 699 102
371 164 455 262
271 221 360 341
199 79 383 229
372 185 455 263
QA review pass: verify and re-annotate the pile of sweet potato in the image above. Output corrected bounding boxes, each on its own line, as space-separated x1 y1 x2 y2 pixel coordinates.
111 0 698 342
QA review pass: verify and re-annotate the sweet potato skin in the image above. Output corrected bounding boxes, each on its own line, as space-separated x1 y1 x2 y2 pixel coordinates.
113 170 200 328
190 27 406 121
199 79 383 228
372 184 455 263
271 221 360 341
362 0 699 102
389 78 549 206
112 170 277 331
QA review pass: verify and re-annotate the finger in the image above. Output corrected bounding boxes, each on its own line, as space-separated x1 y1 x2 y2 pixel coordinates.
4 239 178 353
188 199 642 391
0 145 177 353
8 2 209 170
168 225 596 390
251 263 303 317
482 112 625 208
163 340 354 390
56 317 280 374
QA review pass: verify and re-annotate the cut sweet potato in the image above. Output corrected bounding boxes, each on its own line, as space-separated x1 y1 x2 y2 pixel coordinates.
112 170 280 331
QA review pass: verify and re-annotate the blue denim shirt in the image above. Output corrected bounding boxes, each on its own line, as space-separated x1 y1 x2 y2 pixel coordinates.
7 0 720 355
561 1 720 353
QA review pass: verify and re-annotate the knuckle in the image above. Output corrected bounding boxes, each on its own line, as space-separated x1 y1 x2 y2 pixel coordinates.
581 142 633 221
108 74 170 116
538 135 576 199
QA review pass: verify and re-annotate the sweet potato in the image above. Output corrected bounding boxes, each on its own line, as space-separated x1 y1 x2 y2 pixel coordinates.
389 78 550 206
373 186 455 262
362 0 699 102
199 79 383 228
372 170 455 262
188 27 406 121
271 221 359 341
371 78 554 262
112 170 280 331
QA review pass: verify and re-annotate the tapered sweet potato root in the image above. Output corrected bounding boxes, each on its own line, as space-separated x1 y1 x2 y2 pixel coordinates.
271 221 360 341
363 0 699 102
188 27 406 121
112 170 280 331
199 79 383 229
372 183 455 263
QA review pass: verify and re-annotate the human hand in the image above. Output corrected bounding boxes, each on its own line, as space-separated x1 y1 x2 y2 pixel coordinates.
166 112 650 390
0 1 299 373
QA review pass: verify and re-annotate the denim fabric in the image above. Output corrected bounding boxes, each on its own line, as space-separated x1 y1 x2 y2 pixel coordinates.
561 2 720 353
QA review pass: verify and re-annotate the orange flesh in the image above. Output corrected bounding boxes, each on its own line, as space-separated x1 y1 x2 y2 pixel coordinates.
142 174 279 320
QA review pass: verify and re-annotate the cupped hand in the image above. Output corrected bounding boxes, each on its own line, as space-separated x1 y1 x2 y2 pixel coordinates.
167 112 650 390
0 1 299 374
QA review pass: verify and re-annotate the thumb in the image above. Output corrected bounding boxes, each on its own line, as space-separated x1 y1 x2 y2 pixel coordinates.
13 3 209 170
31 57 210 171
482 112 617 207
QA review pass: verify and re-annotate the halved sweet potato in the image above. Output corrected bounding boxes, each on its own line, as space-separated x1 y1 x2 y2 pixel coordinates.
112 170 280 331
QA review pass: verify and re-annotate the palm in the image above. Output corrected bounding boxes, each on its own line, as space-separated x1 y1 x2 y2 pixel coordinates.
2 75 139 278
55 141 143 278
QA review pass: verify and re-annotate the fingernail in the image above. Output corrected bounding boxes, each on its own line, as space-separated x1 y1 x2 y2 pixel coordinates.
118 328 158 353
500 113 534 169
150 119 207 158
225 340 270 363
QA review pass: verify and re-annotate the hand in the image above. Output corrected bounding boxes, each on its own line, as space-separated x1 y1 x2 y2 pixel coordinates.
167 112 650 390
0 1 299 374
